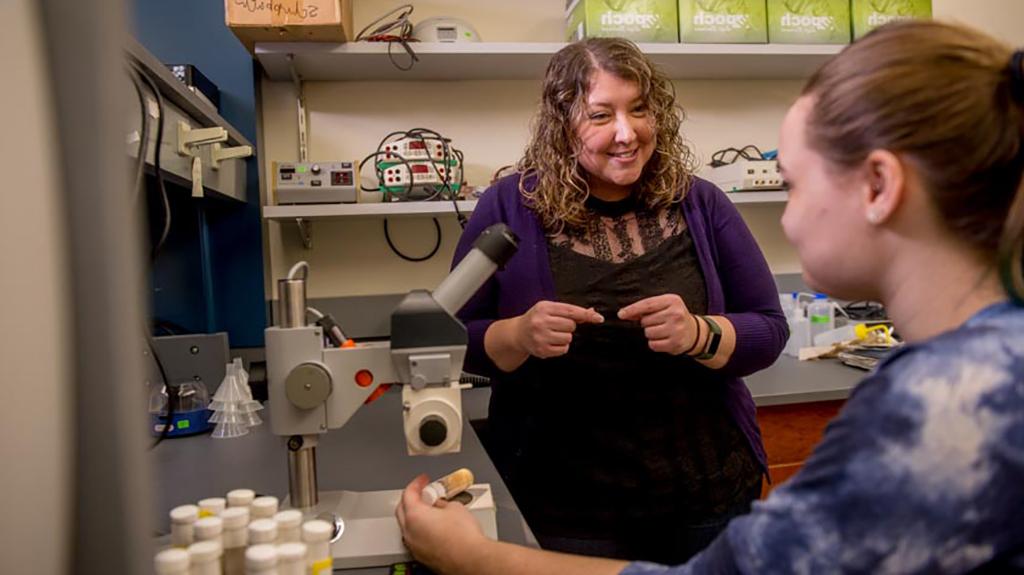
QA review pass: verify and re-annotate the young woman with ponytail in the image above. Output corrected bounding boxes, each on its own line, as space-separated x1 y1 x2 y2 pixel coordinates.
396 20 1024 575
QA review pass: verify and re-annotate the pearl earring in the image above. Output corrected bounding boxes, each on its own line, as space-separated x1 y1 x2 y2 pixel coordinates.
867 211 880 224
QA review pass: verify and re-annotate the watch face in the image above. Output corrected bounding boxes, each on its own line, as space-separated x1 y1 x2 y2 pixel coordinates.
697 315 722 359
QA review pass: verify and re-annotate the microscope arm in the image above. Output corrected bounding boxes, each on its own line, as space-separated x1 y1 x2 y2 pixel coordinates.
266 223 517 443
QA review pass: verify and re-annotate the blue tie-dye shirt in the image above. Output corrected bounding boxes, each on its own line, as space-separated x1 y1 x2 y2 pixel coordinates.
623 301 1024 574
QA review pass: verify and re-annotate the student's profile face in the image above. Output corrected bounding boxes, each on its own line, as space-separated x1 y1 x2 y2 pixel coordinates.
779 96 879 300
574 70 656 200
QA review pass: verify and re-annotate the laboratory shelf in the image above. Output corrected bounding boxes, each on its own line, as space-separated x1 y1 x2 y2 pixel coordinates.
126 36 252 149
726 190 788 204
125 36 253 203
255 42 843 82
263 200 478 220
262 191 786 221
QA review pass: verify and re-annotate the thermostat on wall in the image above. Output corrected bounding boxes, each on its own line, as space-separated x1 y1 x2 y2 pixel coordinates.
412 17 482 42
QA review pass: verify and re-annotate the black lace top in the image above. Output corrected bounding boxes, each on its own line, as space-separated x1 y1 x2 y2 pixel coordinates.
506 193 761 548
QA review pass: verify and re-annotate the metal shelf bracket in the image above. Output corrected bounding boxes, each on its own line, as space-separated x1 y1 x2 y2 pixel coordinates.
296 218 313 250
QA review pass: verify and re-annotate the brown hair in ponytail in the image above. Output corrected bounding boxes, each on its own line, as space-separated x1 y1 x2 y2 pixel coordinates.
801 20 1024 301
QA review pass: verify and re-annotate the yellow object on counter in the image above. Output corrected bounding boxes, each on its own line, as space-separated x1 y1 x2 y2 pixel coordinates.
422 468 475 506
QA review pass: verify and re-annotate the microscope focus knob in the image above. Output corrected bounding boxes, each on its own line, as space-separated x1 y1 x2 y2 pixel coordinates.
285 362 332 409
419 416 448 447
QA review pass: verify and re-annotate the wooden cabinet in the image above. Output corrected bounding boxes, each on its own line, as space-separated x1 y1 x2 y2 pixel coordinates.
757 399 845 498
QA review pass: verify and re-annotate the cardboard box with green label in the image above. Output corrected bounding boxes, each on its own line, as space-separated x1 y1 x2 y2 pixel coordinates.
767 0 851 44
566 0 680 43
679 0 768 43
851 0 931 39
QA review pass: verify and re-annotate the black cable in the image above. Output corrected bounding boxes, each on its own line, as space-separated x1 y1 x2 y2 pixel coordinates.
355 4 419 72
355 4 414 40
369 128 471 256
387 39 419 72
148 333 176 449
393 127 468 226
452 148 467 228
841 301 888 321
379 130 435 200
383 217 442 262
127 66 150 202
358 150 416 201
406 130 448 202
709 144 765 167
128 59 171 261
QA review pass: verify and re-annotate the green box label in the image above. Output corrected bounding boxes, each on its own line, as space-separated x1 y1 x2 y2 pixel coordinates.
567 0 680 43
851 0 932 39
680 0 768 43
767 0 851 44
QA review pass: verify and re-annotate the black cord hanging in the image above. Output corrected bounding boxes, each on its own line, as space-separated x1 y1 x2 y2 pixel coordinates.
383 218 442 262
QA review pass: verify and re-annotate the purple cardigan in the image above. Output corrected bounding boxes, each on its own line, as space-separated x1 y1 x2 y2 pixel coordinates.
452 174 787 469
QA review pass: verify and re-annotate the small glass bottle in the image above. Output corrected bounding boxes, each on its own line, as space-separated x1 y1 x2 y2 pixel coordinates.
422 468 474 505
301 520 333 575
245 544 278 575
250 496 279 520
273 510 303 543
187 540 223 575
227 489 255 510
248 518 278 546
275 543 307 575
220 507 249 575
155 547 190 575
808 294 835 343
198 497 227 518
170 504 200 548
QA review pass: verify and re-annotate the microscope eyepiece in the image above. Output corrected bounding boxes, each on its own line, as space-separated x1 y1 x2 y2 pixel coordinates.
472 223 518 268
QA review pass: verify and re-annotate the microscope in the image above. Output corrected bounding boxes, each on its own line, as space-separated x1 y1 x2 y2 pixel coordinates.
264 223 517 569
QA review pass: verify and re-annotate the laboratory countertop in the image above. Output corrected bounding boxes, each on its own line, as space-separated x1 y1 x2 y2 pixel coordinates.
152 354 862 572
151 390 536 574
744 355 864 406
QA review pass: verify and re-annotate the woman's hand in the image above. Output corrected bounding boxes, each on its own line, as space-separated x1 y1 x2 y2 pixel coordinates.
396 474 489 573
618 294 699 355
514 301 604 359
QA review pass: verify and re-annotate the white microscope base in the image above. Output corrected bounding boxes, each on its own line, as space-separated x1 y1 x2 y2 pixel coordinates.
287 483 498 570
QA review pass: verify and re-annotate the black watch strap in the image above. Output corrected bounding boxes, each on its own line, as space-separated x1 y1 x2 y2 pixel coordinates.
696 315 722 360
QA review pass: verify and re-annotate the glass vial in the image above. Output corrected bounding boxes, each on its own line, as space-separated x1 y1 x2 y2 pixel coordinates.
422 468 475 505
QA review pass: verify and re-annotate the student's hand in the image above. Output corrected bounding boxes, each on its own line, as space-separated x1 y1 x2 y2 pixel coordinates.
514 301 604 359
396 474 489 572
618 294 699 355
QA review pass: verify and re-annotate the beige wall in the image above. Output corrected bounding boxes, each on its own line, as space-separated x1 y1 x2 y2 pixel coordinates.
261 0 1024 298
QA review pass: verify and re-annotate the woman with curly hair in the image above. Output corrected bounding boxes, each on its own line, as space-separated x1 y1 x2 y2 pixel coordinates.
444 37 787 563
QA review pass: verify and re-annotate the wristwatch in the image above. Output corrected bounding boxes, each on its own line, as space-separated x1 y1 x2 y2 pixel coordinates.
696 315 722 360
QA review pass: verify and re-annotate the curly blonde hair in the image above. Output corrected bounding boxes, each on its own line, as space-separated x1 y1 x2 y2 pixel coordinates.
517 37 695 234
